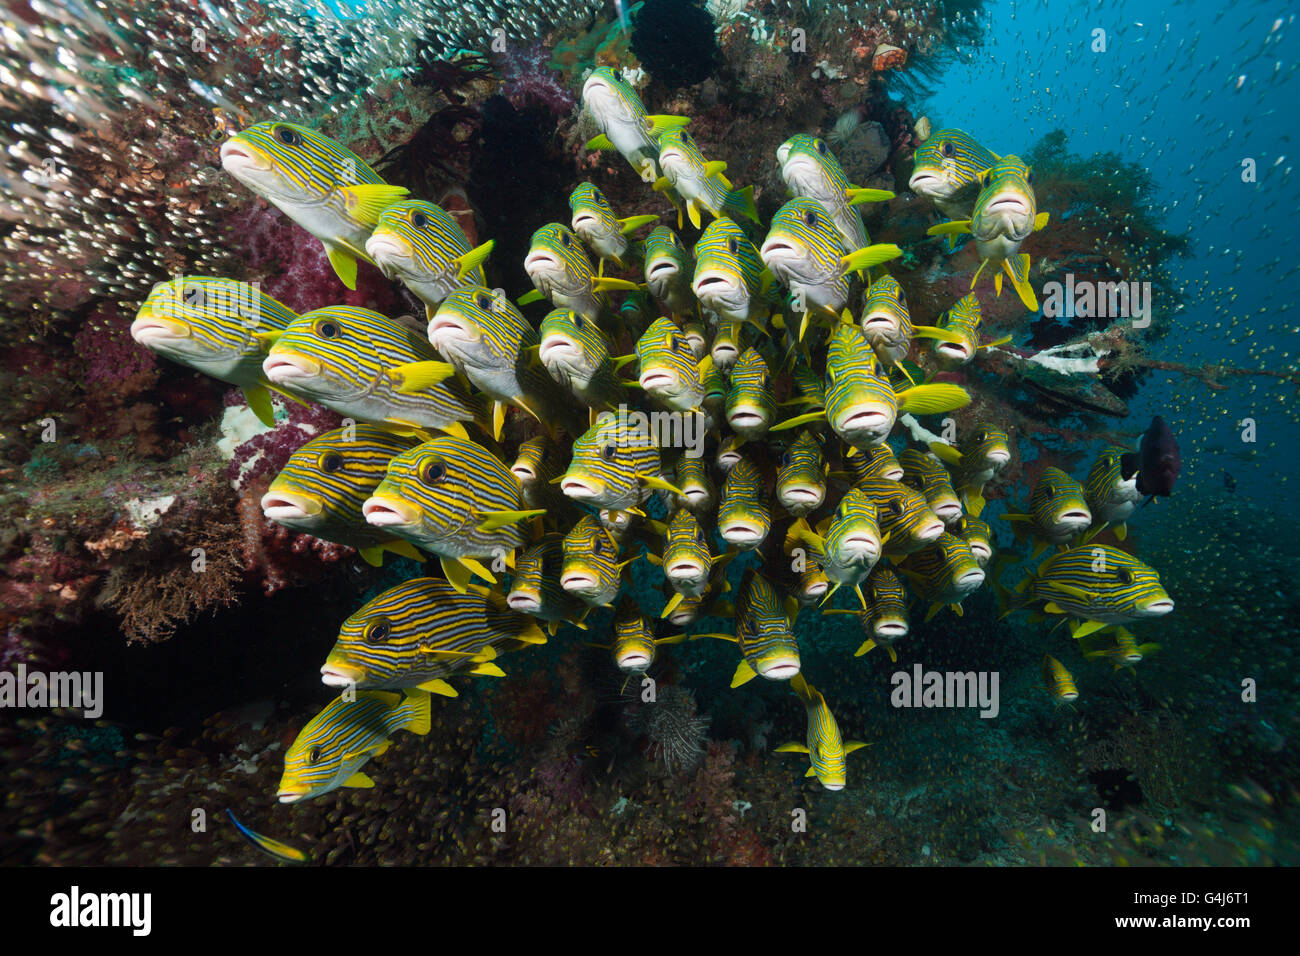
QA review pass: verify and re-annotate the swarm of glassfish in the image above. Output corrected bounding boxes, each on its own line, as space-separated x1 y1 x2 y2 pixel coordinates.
128 70 1177 820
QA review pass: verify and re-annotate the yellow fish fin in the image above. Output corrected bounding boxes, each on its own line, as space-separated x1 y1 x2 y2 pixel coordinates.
389 360 457 393
730 659 758 688
926 219 972 236
641 474 687 496
1070 619 1110 640
844 741 870 754
1033 211 1050 231
645 114 691 135
338 184 409 226
591 276 640 292
854 638 876 658
326 244 358 290
619 214 659 234
774 743 810 753
468 663 507 677
703 160 728 177
585 133 615 150
844 187 895 205
911 324 967 345
474 509 546 532
517 288 547 305
896 383 972 416
839 243 903 275
770 411 827 432
454 240 495 279
686 200 703 230
978 334 1013 350
1002 254 1038 311
437 420 470 441
928 441 962 465
492 401 506 441
383 539 424 562
343 772 375 789
357 546 384 568
416 678 458 698
243 383 276 427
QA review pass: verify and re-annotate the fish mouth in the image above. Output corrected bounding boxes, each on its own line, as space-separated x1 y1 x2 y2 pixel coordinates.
1057 509 1092 531
667 609 695 625
647 259 678 278
263 352 321 382
918 519 945 543
861 311 899 331
803 580 828 597
361 496 415 528
987 448 1011 465
507 591 541 612
130 314 190 344
510 463 537 482
984 191 1030 219
759 237 801 263
524 249 561 276
657 148 685 169
320 661 363 687
617 653 651 671
1142 598 1175 616
711 342 737 363
820 780 846 792
936 341 972 361
560 571 596 591
693 271 738 296
781 484 825 504
728 406 767 430
907 168 947 197
874 621 908 638
957 568 986 589
571 212 600 234
538 335 578 365
261 490 323 521
837 405 891 435
219 139 270 175
640 369 678 392
720 518 765 546
364 233 413 271
840 534 880 560
560 476 602 499
426 313 472 345
933 500 963 523
968 541 992 563
716 451 740 470
276 790 305 804
667 560 706 581
683 488 710 507
758 659 800 680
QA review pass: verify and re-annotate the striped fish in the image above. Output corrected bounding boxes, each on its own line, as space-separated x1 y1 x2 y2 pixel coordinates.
1083 445 1144 540
777 133 895 255
1079 626 1161 670
690 568 801 686
590 595 687 674
568 182 657 272
709 319 746 374
692 217 773 326
776 430 828 517
561 515 633 607
955 515 994 567
225 809 309 864
643 226 697 318
1006 545 1173 638
786 486 882 604
131 276 299 427
908 128 1001 222
898 531 986 621
538 307 628 413
661 575 733 627
509 435 571 516
673 454 716 513
427 286 583 440
726 347 778 440
523 223 632 323
899 448 964 525
276 689 431 803
365 200 493 312
220 121 408 289
772 324 971 448
581 67 689 200
1001 466 1092 555
560 413 682 513
843 442 904 483
858 566 910 658
929 293 1013 367
928 422 1011 516
1042 655 1079 703
659 509 729 611
760 198 854 334
635 316 713 413
320 577 544 692
856 477 945 557
775 673 867 791
717 454 771 551
655 127 759 229
261 424 423 566
262 306 484 438
859 274 964 372
362 436 544 592
927 155 1049 311
507 533 590 634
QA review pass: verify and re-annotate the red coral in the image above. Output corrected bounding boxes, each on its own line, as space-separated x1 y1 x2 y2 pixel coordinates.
236 478 350 596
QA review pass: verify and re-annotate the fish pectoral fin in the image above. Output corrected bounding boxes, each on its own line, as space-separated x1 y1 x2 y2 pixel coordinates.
325 245 359 290
978 334 1013 350
702 160 728 177
927 219 972 237
652 175 673 193
730 659 758 688
474 509 546 532
416 678 458 697
911 324 966 345
389 360 458 393
645 114 691 136
660 591 685 618
585 133 615 150
1002 254 1038 311
1114 522 1128 541
844 187 895 205
454 239 495 279
689 632 737 643
619 214 659 234
896 383 972 415
242 384 277 427
686 200 703 230
1070 619 1110 640
342 772 376 789
468 662 507 677
839 243 903 275
641 474 687 496
357 545 384 567
337 184 410 226
491 401 507 441
516 288 547 306
591 276 640 292
844 741 870 754
804 767 818 778
853 638 876 657
251 330 283 351
927 441 962 465
1033 211 1050 231
770 411 827 432
774 743 810 754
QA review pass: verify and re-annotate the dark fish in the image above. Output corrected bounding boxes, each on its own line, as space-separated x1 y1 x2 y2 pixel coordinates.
1222 469 1237 493
1123 415 1181 497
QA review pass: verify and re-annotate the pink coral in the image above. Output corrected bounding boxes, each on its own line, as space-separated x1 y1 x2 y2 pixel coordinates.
494 42 577 116
224 388 343 492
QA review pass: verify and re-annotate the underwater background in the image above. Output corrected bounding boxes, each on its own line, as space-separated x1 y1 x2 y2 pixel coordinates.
0 0 1297 867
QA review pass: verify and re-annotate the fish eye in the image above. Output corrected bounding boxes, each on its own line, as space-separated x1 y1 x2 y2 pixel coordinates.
1116 567 1133 584
681 131 692 145
410 209 428 229
726 237 739 255
601 444 617 461
308 746 321 764
803 207 819 227
671 335 687 352
560 231 572 248
421 460 447 483
276 125 301 146
593 536 606 555
320 452 344 473
1026 170 1035 185
975 429 987 442
780 451 791 466
366 618 391 643
574 314 585 328
940 140 955 158
816 139 828 155
476 293 493 310
887 498 903 516
896 287 906 307
317 320 341 339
